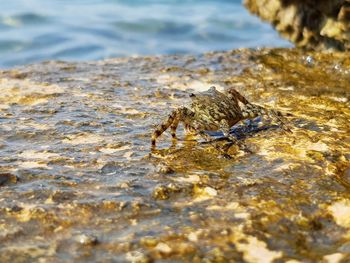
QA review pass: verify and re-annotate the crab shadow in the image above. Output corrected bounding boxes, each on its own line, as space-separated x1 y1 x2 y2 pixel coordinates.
207 118 281 142
151 117 283 158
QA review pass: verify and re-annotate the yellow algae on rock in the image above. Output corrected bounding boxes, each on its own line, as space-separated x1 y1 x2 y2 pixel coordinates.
1 244 57 259
0 49 350 262
236 236 283 263
123 151 134 159
0 78 64 106
99 145 132 154
62 133 105 145
193 185 217 202
155 242 172 254
172 174 201 184
17 161 50 169
18 150 59 159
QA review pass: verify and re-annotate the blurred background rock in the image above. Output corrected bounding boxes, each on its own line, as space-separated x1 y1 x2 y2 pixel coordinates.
245 0 350 51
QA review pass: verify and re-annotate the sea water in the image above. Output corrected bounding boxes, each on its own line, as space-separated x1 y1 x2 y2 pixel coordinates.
0 0 291 68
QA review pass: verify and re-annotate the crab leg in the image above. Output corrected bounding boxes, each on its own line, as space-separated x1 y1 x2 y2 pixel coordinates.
227 88 291 132
241 103 292 133
183 124 230 157
151 107 193 146
226 88 250 105
170 118 180 139
219 119 252 153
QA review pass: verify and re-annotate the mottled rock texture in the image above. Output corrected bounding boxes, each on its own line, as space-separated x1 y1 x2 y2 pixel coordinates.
244 0 350 51
0 49 350 262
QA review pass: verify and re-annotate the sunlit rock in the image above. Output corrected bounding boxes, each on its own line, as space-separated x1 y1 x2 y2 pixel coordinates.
0 49 349 261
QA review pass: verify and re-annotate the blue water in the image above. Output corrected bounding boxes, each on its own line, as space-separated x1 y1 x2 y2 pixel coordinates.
0 0 291 68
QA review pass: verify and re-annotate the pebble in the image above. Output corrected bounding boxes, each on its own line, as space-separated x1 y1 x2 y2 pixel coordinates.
305 55 314 66
155 242 172 254
188 232 198 242
75 234 98 245
204 186 217 196
328 200 350 227
140 236 158 247
323 252 345 263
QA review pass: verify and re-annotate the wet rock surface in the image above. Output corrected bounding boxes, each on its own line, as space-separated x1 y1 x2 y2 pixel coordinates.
0 48 350 262
244 0 350 51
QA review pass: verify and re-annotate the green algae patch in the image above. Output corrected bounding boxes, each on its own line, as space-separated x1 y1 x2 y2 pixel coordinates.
0 49 350 262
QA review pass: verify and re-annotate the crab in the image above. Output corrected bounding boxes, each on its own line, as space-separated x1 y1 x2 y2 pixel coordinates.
151 86 291 151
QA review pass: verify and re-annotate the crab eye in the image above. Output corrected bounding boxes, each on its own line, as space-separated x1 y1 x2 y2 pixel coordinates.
189 93 196 97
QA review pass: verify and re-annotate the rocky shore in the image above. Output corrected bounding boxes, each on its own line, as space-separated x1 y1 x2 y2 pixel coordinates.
245 0 350 51
0 48 350 262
